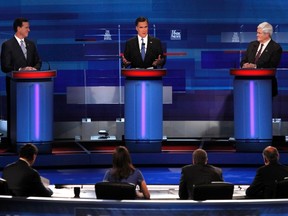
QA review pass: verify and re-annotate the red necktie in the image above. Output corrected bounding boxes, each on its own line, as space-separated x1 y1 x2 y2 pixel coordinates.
254 44 264 64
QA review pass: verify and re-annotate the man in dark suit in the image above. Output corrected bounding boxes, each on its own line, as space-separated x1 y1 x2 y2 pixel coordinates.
122 16 165 69
178 149 223 200
246 146 288 199
240 22 282 96
1 17 42 146
2 143 53 197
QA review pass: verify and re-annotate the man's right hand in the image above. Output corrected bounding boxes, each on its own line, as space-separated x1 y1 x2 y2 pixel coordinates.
122 55 131 66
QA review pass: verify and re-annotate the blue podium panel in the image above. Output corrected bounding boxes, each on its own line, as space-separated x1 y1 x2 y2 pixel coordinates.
122 69 166 153
15 81 53 143
10 70 56 153
234 78 272 151
124 79 163 152
125 79 163 140
234 78 272 140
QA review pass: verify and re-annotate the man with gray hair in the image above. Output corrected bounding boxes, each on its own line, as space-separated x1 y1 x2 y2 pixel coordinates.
178 148 223 199
246 146 288 198
240 21 282 96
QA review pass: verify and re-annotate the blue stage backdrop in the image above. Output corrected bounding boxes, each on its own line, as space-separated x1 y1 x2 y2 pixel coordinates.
0 0 288 122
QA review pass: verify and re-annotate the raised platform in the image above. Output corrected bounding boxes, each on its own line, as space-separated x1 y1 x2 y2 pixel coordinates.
0 137 287 168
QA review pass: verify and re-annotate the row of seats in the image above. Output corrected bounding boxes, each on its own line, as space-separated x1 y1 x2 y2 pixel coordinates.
94 182 235 200
95 179 288 200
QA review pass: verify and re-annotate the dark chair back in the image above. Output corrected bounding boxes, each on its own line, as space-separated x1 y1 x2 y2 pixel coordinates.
95 182 136 200
192 182 234 201
274 178 288 198
0 178 11 195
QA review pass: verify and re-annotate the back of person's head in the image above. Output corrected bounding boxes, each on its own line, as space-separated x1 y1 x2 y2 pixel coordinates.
262 146 279 165
19 143 38 162
13 17 29 32
135 16 149 26
193 149 208 165
112 146 135 179
258 22 273 37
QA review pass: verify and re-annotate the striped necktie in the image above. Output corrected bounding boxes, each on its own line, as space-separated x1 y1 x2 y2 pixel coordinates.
254 44 264 64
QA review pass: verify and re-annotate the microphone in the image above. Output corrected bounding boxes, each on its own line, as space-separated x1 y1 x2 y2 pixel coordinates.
44 61 51 70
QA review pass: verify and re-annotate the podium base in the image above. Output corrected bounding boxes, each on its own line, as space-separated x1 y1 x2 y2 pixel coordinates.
16 142 52 154
125 140 162 153
235 139 272 152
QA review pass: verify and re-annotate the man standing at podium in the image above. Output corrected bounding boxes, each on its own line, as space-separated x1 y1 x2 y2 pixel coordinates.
240 22 282 96
1 17 42 145
122 16 165 69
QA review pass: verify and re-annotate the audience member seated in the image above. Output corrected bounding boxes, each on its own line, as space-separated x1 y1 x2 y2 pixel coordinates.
178 148 224 200
103 146 150 199
2 143 53 197
246 146 288 199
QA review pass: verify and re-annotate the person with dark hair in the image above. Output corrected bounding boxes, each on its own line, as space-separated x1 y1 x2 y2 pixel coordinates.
103 146 150 199
246 146 288 198
240 22 282 97
178 148 223 200
122 16 165 69
2 143 53 197
1 17 42 146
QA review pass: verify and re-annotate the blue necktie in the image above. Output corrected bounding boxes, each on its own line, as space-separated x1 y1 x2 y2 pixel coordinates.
141 38 145 61
20 40 27 59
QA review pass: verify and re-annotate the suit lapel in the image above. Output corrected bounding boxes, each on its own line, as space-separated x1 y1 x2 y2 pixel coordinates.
146 36 152 56
258 40 273 62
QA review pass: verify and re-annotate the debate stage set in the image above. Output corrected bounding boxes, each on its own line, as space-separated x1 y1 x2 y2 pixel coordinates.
1 67 288 215
2 0 288 215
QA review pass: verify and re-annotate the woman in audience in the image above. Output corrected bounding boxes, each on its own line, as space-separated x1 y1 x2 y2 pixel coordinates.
103 146 150 199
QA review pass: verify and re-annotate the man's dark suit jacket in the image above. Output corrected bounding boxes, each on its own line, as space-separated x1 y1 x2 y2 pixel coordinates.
1 37 41 72
246 163 288 199
1 37 41 144
240 40 282 96
2 160 53 197
178 164 223 200
123 35 165 69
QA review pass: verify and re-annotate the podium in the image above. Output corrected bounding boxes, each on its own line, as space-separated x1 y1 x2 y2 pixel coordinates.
122 69 166 152
230 68 275 151
9 70 57 153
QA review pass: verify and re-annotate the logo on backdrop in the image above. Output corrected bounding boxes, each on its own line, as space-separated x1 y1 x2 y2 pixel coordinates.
170 30 181 40
104 30 112 40
232 32 240 43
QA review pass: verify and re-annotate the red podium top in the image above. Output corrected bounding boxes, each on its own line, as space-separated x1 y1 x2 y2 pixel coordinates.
230 68 276 76
10 70 57 79
121 69 166 77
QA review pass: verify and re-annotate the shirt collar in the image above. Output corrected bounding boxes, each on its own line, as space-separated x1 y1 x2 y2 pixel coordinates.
260 39 271 49
14 35 24 45
19 158 30 166
138 35 148 43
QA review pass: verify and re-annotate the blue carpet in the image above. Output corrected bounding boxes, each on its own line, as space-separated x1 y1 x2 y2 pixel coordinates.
2 167 256 185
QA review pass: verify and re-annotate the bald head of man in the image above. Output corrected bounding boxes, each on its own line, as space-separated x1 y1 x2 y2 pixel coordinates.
262 146 279 165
